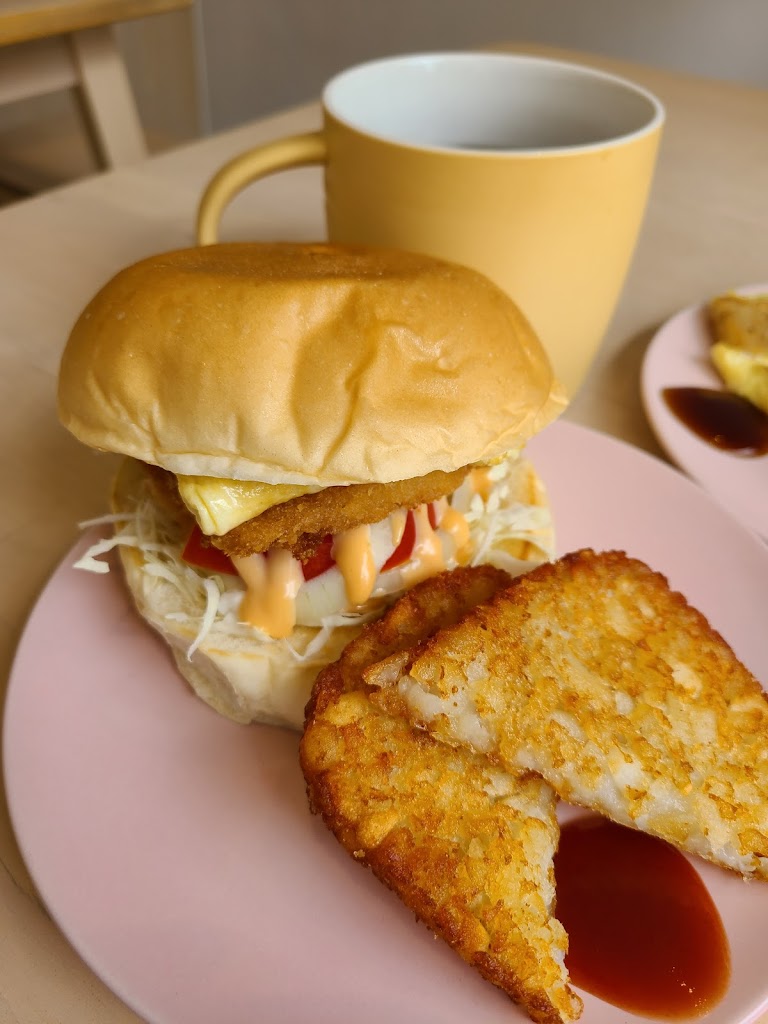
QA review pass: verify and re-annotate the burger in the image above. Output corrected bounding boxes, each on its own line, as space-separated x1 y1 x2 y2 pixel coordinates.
57 242 565 728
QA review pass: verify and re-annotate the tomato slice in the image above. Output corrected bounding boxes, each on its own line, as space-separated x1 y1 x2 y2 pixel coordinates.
380 504 439 574
181 526 239 576
300 535 335 580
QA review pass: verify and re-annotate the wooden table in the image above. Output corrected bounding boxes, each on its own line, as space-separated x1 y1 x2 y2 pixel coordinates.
0 44 766 1023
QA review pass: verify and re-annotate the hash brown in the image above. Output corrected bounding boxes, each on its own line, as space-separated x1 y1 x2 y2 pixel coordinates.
708 292 768 413
367 549 768 879
301 565 583 1024
707 292 768 354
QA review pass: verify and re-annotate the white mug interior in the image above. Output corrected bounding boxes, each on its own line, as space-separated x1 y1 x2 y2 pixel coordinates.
324 52 664 154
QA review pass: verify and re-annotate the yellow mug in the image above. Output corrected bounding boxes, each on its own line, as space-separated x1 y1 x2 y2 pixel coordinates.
197 52 664 398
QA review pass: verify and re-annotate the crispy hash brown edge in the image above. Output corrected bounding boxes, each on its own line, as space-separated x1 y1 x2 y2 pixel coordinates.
300 565 583 1024
366 548 768 879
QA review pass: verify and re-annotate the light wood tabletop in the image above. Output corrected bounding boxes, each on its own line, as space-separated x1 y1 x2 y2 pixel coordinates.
0 43 766 1023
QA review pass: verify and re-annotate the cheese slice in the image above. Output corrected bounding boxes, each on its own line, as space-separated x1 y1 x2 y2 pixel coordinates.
177 474 320 536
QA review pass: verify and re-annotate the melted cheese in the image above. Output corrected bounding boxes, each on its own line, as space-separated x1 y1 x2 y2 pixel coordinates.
177 475 319 535
233 549 304 639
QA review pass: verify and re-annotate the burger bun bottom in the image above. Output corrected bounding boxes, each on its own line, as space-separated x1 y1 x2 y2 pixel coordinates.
116 542 363 731
111 458 363 729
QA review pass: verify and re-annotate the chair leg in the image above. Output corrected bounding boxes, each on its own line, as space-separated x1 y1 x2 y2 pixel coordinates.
68 24 147 168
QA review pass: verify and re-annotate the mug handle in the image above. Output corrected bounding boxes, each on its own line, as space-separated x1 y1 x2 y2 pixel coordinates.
196 131 328 245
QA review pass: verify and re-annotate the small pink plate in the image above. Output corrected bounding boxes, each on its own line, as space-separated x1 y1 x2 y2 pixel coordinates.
4 421 768 1024
641 285 768 538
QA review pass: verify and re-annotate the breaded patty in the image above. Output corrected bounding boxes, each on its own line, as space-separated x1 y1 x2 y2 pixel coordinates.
367 549 768 879
144 462 469 558
301 566 583 1024
213 465 469 558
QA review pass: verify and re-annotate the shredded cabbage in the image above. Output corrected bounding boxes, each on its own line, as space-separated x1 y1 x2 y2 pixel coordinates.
189 577 221 659
76 456 554 662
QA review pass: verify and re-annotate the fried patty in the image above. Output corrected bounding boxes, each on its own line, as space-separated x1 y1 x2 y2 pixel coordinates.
213 465 469 559
367 548 768 880
301 566 583 1024
144 462 469 559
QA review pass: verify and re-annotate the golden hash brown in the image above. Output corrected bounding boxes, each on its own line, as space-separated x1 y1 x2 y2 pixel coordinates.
213 466 469 558
301 565 582 1024
707 292 768 353
304 564 510 719
367 549 768 879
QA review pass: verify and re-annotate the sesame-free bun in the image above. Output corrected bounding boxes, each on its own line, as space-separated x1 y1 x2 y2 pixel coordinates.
58 243 564 487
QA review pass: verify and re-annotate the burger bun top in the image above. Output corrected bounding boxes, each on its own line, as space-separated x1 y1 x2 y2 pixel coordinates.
57 242 565 486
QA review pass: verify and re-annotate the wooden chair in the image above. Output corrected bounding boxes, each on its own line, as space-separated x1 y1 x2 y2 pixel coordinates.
0 0 192 170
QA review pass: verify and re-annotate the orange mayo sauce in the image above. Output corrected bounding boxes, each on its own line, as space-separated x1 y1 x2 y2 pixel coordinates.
440 505 472 563
401 505 446 586
431 497 472 564
389 508 408 547
233 549 303 639
332 524 376 606
469 466 494 503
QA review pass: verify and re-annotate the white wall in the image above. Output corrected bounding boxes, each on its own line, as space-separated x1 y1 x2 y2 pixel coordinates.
1 0 765 192
199 0 768 131
117 6 201 144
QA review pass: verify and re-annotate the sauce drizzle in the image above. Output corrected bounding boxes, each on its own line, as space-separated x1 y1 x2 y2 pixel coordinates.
663 386 768 456
554 815 730 1019
234 549 303 639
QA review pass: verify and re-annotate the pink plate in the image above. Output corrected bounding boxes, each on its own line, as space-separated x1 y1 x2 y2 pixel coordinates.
641 285 768 538
4 421 768 1024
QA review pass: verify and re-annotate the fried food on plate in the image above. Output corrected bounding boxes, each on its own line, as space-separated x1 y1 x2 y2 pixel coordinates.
367 549 768 880
708 291 768 413
708 292 768 353
301 565 583 1024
